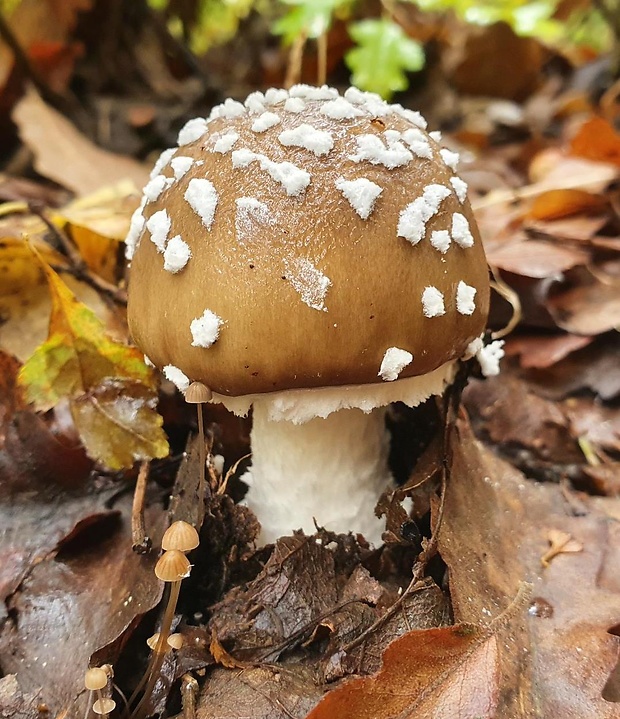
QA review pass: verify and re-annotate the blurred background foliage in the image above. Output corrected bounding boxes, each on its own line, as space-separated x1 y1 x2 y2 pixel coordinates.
131 0 615 98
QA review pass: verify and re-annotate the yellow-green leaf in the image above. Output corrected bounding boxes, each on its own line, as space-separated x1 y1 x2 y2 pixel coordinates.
71 379 168 471
18 247 168 468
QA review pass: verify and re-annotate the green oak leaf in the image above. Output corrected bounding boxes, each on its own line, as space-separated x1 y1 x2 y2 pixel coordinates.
346 18 425 99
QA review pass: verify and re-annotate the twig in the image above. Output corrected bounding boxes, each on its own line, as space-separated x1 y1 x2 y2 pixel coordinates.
132 461 151 553
285 32 307 88
29 202 128 305
317 32 327 86
181 674 199 719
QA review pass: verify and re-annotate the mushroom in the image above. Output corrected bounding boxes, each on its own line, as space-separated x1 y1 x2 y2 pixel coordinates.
126 85 491 546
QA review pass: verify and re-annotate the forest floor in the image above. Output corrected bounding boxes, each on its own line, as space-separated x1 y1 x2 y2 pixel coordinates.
0 1 619 718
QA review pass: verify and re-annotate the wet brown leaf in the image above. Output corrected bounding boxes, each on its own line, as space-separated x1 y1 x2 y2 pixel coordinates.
308 624 501 719
196 665 323 719
439 421 620 717
209 533 376 663
0 497 164 718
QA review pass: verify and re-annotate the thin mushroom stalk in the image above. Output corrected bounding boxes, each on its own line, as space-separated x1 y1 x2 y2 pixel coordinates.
128 529 196 719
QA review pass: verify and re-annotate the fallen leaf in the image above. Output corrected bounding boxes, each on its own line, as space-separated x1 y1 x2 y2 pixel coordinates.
209 533 376 663
0 236 116 361
0 674 40 718
564 398 620 453
0 349 92 495
439 420 620 717
307 623 500 719
546 266 620 335
486 239 588 278
0 497 165 718
210 630 248 669
540 529 584 567
464 373 582 468
570 116 620 166
525 215 608 243
528 188 607 220
70 378 169 471
18 250 168 469
504 333 593 369
523 335 620 401
52 181 140 282
197 664 324 719
12 88 149 195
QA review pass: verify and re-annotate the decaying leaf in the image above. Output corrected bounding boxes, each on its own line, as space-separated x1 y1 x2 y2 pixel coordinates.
307 623 501 719
12 88 149 195
439 421 620 717
540 529 583 567
52 181 140 282
0 497 165 719
18 248 168 469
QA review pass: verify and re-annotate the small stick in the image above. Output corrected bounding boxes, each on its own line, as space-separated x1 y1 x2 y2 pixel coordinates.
132 461 151 553
28 202 127 305
285 32 307 88
317 32 327 85
181 674 199 719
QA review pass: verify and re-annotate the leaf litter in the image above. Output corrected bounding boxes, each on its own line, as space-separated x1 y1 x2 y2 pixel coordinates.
0 3 620 719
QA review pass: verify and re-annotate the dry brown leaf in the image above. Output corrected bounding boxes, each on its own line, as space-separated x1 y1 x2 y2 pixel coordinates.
528 188 606 220
526 215 608 243
53 181 139 282
546 266 620 335
486 239 588 278
210 631 249 669
570 116 620 166
540 529 583 567
504 333 593 369
12 88 149 195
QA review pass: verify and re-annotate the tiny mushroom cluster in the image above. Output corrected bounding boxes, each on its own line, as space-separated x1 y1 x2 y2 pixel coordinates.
127 84 503 546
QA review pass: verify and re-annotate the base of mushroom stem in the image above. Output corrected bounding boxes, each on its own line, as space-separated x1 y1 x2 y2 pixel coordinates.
241 403 393 546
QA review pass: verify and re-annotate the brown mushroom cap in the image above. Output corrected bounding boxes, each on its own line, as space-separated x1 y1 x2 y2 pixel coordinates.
127 87 489 397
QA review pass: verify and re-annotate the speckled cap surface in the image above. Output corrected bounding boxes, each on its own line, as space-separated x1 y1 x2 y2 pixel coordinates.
126 85 490 397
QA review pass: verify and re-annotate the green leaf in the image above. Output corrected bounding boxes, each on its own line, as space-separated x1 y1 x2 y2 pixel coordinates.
273 0 350 43
19 247 169 469
346 18 425 100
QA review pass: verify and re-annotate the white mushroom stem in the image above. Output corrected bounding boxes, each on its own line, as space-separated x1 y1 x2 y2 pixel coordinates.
242 403 392 546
